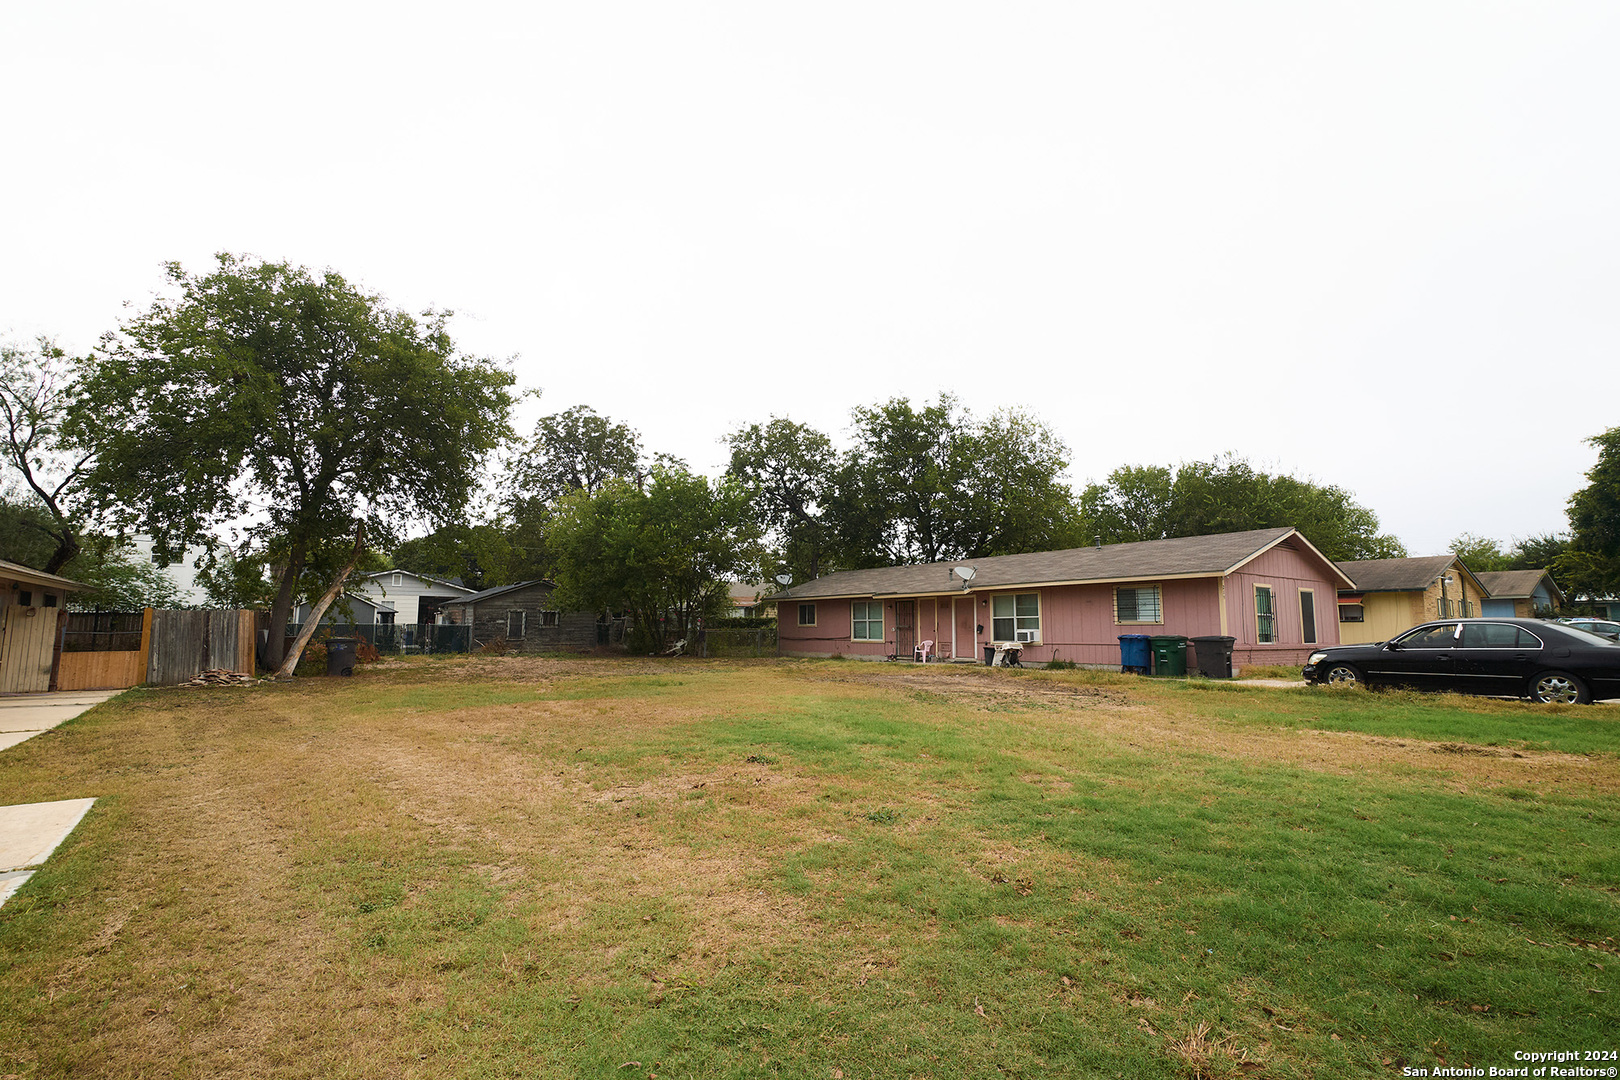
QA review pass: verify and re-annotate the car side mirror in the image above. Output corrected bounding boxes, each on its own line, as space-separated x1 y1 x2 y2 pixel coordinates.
1383 641 1400 651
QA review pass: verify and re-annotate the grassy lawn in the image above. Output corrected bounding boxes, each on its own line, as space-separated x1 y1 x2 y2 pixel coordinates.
1 658 1616 1079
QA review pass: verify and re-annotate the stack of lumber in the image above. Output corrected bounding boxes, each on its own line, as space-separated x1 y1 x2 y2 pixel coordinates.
183 668 257 687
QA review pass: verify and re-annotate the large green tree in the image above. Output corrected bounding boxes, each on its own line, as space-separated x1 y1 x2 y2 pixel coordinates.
548 466 760 652
1447 532 1511 572
724 417 837 581
500 405 645 584
392 523 518 591
508 405 642 507
74 255 517 667
1561 427 1620 600
944 406 1087 558
0 337 92 573
831 395 1084 568
1080 456 1404 562
1079 465 1176 544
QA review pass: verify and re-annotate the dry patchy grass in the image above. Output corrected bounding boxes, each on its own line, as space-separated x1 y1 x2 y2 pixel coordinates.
1 656 1615 1078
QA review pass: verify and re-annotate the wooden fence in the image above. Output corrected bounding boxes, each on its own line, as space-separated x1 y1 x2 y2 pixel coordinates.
54 608 257 691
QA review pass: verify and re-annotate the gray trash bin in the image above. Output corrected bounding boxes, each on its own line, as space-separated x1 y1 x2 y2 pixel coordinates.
326 636 360 677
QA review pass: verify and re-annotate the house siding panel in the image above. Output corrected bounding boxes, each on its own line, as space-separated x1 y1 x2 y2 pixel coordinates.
777 596 894 659
1225 542 1343 665
446 583 598 652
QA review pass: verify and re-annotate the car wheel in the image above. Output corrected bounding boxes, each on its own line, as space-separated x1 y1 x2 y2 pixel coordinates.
1323 663 1363 688
1529 671 1591 705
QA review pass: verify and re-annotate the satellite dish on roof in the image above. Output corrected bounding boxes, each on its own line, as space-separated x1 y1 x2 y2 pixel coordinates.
774 574 792 586
953 566 976 581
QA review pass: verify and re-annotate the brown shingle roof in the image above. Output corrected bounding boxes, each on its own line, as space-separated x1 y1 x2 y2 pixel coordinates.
1336 555 1457 592
773 528 1347 600
1475 569 1559 601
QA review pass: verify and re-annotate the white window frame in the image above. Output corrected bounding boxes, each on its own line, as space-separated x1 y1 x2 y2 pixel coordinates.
991 593 1041 643
1299 588 1317 645
391 572 403 587
507 610 526 639
851 600 884 642
798 603 817 627
540 610 559 627
1114 584 1163 625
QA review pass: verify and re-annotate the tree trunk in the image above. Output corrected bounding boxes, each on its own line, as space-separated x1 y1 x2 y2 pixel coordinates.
275 523 366 679
40 531 80 576
264 538 307 670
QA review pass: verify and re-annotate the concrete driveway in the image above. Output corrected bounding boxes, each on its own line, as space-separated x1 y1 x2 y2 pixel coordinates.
0 690 118 908
0 689 122 751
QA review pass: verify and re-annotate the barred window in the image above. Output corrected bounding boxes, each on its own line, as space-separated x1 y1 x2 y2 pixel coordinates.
1255 586 1276 644
1115 586 1161 624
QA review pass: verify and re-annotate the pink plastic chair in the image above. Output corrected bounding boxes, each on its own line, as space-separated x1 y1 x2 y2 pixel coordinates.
914 639 934 663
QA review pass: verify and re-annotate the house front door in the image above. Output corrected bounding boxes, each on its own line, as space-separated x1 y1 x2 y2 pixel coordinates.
953 597 977 660
894 601 915 661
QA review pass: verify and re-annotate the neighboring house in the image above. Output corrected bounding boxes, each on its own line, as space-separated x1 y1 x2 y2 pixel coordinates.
1334 555 1490 645
727 581 770 618
1474 569 1563 618
1 559 84 694
351 569 474 625
130 534 213 607
439 580 598 651
771 527 1350 671
293 590 397 627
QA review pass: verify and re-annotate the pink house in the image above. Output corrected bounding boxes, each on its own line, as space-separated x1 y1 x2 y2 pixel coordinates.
772 527 1353 672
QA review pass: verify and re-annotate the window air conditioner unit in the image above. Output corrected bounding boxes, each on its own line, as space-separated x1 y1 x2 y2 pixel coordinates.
1015 630 1038 643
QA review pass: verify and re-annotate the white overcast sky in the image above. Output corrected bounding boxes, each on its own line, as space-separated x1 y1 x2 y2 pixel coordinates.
3 2 1616 557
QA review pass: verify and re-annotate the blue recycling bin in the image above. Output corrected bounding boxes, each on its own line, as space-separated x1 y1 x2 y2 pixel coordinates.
1119 634 1151 674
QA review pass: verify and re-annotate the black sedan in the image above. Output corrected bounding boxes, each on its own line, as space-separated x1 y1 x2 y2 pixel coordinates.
1302 618 1620 704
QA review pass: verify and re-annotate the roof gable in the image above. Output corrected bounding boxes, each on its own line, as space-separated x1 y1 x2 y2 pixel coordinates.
363 569 474 594
1336 555 1488 595
444 579 558 606
1474 568 1562 603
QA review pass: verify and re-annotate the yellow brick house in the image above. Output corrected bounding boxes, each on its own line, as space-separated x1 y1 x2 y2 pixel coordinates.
1334 555 1491 645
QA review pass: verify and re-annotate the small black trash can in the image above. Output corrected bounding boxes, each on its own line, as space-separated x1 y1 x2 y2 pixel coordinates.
984 644 996 666
326 636 360 677
1191 635 1236 678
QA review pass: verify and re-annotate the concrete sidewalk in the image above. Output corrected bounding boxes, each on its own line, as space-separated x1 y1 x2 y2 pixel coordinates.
0 690 117 908
0 798 97 907
0 689 122 751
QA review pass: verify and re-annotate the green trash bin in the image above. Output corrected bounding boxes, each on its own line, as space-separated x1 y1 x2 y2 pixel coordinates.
1150 635 1188 677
